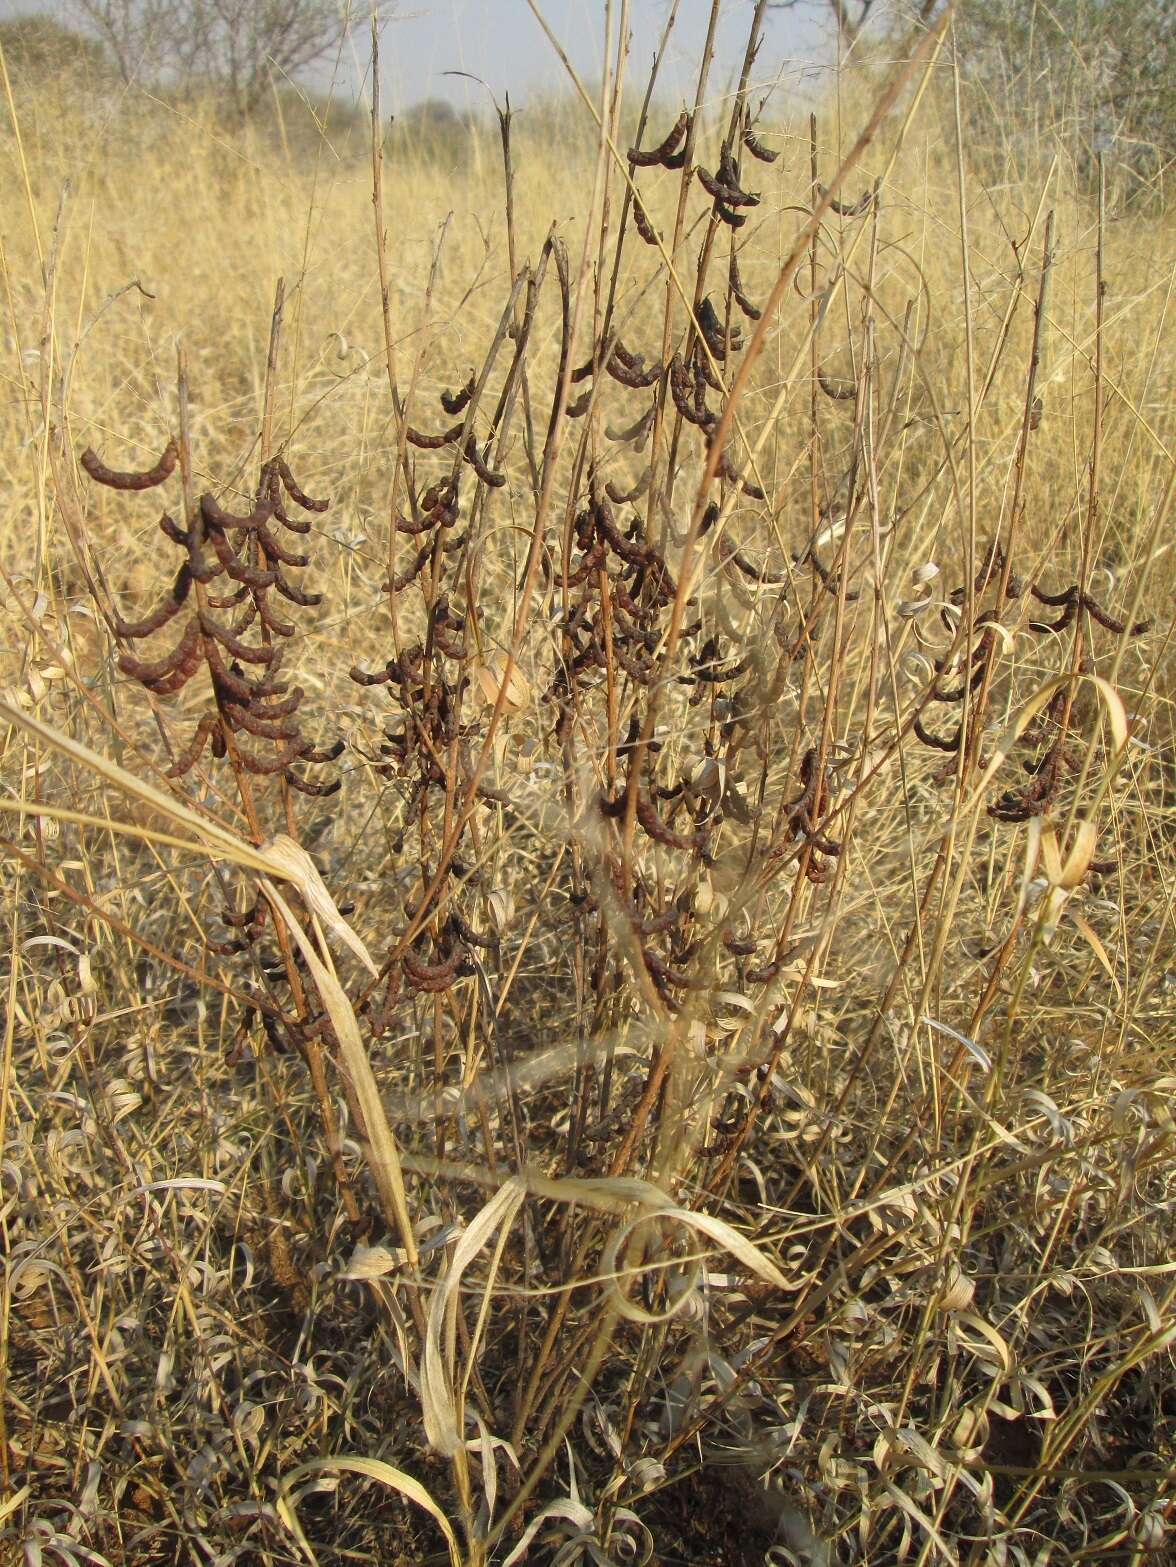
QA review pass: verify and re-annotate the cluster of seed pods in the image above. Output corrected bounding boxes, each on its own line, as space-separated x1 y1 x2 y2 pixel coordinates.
911 537 1151 824
81 441 341 798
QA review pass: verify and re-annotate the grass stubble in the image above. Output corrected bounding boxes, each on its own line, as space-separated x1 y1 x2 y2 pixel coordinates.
0 3 1173 1564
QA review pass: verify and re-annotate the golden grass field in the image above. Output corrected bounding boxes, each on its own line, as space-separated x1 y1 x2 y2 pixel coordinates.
0 10 1173 1565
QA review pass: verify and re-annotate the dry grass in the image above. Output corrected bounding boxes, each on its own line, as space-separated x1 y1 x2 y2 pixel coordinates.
0 9 1174 1566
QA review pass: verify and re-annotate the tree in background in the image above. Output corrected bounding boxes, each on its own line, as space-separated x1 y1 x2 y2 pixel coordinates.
954 0 1174 189
67 0 376 116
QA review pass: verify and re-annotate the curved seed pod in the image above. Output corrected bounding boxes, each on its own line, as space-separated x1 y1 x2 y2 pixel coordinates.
275 457 329 512
159 513 188 546
914 714 963 752
818 184 874 217
635 791 698 852
235 738 309 775
607 355 662 390
250 687 304 721
661 146 688 170
220 899 262 930
698 165 758 208
204 639 260 702
565 391 593 419
255 597 297 638
606 403 657 448
384 546 431 593
462 434 506 487
184 512 222 585
256 521 309 569
272 497 312 535
403 946 463 993
632 195 659 246
201 492 275 532
284 769 341 797
818 367 856 401
717 536 787 587
207 587 249 613
712 447 765 501
273 572 323 607
223 703 300 741
203 522 279 589
441 373 475 415
118 616 200 685
670 354 715 429
1029 582 1078 608
396 508 437 535
698 295 742 359
300 739 345 764
729 254 761 321
595 499 651 567
350 662 396 687
642 949 690 989
562 540 606 588
715 201 747 229
112 563 192 639
199 611 275 664
449 910 498 949
165 713 220 778
406 421 463 449
1028 600 1078 635
627 109 688 167
693 649 752 683
1081 594 1150 635
743 124 779 163
605 468 651 505
81 439 178 491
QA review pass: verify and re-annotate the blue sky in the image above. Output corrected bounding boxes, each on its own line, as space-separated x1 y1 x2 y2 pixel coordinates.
1 1 836 111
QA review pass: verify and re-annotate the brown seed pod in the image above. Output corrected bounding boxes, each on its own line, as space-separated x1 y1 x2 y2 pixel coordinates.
605 468 651 505
697 295 740 360
273 572 323 607
118 616 201 686
729 253 761 321
111 564 192 640
274 457 329 513
711 446 765 501
203 522 279 589
817 367 857 401
199 611 276 665
565 391 593 419
201 492 275 532
350 662 397 687
406 422 464 450
235 738 309 776
636 791 698 853
715 201 747 229
606 403 657 447
81 439 178 491
299 739 345 764
462 434 506 487
255 598 298 639
223 702 300 741
164 713 220 778
743 124 779 163
284 769 342 797
627 109 688 167
1081 594 1150 635
440 373 475 416
256 521 310 570
632 195 659 246
914 713 964 752
818 184 874 217
403 946 464 993
698 165 757 208
670 354 715 430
